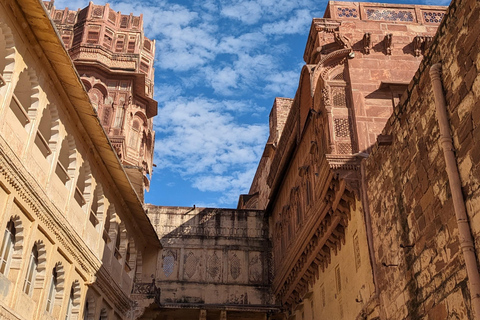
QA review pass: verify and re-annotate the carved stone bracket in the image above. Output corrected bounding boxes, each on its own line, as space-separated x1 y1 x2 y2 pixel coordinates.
276 175 356 308
384 34 393 55
363 33 372 54
334 31 352 50
413 35 424 57
424 36 433 52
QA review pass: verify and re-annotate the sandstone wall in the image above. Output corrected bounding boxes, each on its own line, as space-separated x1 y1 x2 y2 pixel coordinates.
365 0 480 318
146 205 273 313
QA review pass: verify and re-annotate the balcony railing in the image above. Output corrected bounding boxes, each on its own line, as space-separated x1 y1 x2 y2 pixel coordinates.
132 280 161 305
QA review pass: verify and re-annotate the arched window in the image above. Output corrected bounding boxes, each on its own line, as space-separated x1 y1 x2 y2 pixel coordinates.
9 68 39 128
74 160 92 210
23 244 39 295
90 183 104 229
0 219 15 274
35 104 59 158
0 19 16 79
56 135 76 185
65 285 74 319
88 87 103 111
65 280 80 320
45 266 57 313
113 105 124 129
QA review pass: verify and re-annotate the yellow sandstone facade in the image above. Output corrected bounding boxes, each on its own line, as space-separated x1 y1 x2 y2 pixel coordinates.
0 0 160 319
1 0 480 318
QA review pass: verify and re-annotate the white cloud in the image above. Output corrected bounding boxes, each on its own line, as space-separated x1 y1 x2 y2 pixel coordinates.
262 9 312 35
154 96 268 206
220 1 263 24
264 70 300 95
155 97 268 175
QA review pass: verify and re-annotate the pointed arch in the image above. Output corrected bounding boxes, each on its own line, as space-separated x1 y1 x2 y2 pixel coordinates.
33 240 47 289
35 103 60 158
53 261 65 302
0 17 16 80
90 182 104 229
65 280 81 319
81 78 92 92
84 289 96 320
75 159 92 211
104 205 117 246
125 236 136 275
56 134 77 185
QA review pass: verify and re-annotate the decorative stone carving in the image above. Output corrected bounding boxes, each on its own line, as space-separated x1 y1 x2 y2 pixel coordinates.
334 31 352 50
184 251 198 279
322 86 331 106
413 36 424 57
248 252 263 283
384 34 393 55
207 252 221 281
363 33 371 54
230 253 241 280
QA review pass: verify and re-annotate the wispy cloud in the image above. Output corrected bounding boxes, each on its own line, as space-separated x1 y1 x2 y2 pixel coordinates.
52 0 321 207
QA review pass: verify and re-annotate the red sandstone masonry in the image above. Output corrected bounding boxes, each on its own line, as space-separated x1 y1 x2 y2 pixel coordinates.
365 0 480 318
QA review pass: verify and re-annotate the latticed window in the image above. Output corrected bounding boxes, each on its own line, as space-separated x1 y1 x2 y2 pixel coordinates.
163 253 174 277
128 120 140 148
120 16 129 28
127 40 136 53
23 245 38 295
86 31 100 44
332 87 347 107
113 106 124 128
0 220 15 274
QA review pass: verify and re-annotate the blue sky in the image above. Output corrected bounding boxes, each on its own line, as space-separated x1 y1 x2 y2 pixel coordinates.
54 0 451 208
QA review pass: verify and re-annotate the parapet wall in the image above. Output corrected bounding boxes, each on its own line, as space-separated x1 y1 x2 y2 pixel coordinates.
146 205 274 311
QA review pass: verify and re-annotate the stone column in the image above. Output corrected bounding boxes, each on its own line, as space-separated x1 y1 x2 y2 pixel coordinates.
220 310 227 320
199 309 207 320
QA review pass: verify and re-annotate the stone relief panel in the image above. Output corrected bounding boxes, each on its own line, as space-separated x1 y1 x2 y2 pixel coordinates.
184 251 203 281
248 251 263 283
228 251 244 283
161 249 177 279
206 251 222 282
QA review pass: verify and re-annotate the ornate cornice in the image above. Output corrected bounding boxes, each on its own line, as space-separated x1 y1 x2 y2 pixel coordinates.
274 173 356 307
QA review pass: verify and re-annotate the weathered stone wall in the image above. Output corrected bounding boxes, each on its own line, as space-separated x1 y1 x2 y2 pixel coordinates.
240 98 293 211
364 0 480 318
146 205 274 316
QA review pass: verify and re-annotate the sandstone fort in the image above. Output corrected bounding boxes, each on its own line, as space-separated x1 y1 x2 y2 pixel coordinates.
0 0 479 319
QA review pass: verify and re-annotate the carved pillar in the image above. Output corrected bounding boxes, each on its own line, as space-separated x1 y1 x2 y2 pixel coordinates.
199 309 207 320
220 310 227 320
